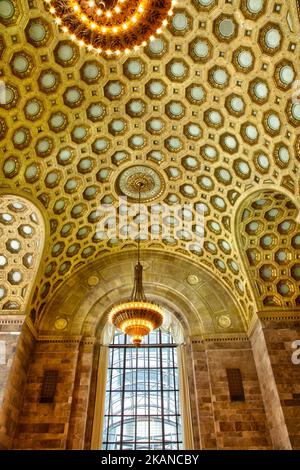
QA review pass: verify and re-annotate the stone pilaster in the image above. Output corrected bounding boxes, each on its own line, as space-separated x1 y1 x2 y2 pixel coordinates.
66 338 95 449
250 316 300 449
0 316 35 449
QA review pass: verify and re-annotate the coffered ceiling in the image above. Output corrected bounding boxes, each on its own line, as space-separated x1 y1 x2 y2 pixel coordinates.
0 0 300 330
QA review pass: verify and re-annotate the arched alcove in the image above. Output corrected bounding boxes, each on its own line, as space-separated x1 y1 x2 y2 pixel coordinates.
0 193 45 318
235 188 300 312
0 192 46 449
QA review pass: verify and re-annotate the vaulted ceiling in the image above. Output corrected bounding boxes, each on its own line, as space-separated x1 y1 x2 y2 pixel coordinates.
0 0 300 332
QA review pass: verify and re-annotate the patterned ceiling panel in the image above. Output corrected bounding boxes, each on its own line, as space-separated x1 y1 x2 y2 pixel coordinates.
239 190 300 310
0 194 44 314
0 0 300 327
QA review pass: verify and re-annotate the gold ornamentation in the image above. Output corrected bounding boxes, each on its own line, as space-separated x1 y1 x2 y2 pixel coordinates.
110 299 164 345
87 275 100 286
117 165 165 202
44 0 174 54
54 317 68 330
217 315 232 329
186 274 199 285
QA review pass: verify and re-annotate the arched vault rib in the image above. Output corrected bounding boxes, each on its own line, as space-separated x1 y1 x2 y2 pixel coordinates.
38 250 246 338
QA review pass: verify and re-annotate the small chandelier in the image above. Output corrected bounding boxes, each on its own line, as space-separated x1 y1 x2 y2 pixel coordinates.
109 182 163 346
44 0 175 55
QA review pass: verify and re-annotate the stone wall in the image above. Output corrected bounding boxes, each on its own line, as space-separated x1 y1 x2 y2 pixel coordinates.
0 318 35 449
190 338 272 450
7 320 300 450
13 338 80 450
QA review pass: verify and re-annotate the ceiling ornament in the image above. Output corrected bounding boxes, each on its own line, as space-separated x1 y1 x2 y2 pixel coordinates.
110 183 164 345
116 165 165 202
217 315 232 329
43 0 174 55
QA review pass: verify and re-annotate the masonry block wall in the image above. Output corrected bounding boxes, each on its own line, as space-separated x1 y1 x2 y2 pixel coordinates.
13 338 80 450
190 339 272 450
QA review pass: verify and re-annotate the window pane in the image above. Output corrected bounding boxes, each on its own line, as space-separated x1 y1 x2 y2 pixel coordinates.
102 328 182 450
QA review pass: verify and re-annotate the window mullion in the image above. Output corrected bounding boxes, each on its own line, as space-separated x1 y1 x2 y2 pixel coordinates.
119 343 127 449
147 344 150 450
172 344 179 448
105 347 114 449
159 330 165 447
134 346 138 450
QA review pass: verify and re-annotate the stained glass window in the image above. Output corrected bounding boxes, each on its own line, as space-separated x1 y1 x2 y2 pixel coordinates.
102 328 183 450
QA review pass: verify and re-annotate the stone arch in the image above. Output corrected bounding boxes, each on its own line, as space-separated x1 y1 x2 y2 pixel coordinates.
0 192 46 319
38 250 246 338
234 186 300 313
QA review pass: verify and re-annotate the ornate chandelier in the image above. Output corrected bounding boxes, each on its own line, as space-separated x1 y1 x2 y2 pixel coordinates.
109 183 163 346
44 0 174 55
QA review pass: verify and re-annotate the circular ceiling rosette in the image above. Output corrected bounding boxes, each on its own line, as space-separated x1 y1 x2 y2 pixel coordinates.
45 0 173 54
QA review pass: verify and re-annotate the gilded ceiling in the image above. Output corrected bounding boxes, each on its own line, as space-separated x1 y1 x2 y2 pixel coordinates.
0 0 300 331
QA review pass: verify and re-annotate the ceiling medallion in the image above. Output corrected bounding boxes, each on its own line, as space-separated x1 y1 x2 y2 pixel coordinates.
217 315 231 329
110 183 163 345
117 165 165 202
186 274 199 285
54 317 68 330
44 0 174 55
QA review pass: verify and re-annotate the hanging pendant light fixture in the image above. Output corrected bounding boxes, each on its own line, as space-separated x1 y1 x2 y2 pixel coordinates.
110 182 163 346
44 0 175 56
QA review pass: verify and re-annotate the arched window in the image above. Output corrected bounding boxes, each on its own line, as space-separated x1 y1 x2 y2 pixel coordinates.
102 328 183 450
